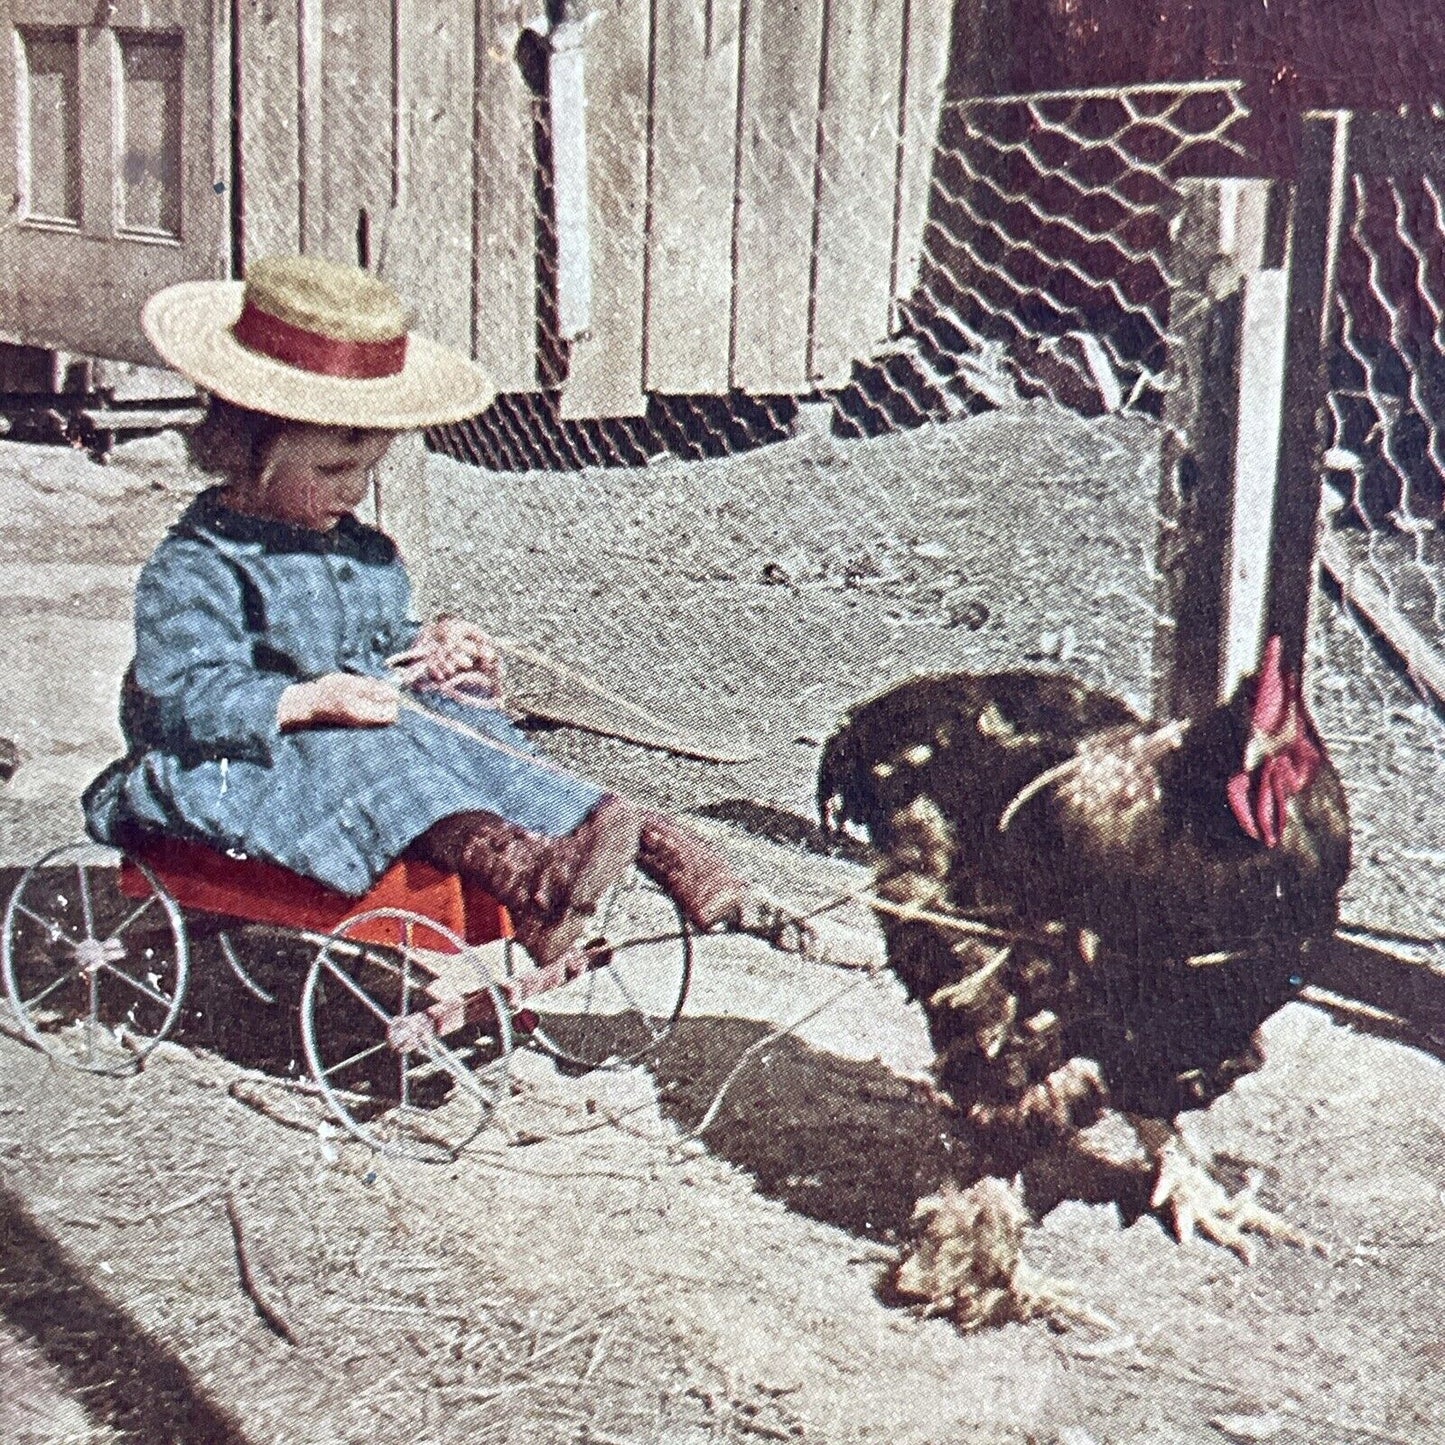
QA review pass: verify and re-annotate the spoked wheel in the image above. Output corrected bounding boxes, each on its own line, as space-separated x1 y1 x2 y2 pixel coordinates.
524 872 692 1071
301 909 513 1162
2 842 188 1074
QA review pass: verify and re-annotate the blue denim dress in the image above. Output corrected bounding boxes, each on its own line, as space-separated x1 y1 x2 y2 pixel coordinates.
83 490 603 896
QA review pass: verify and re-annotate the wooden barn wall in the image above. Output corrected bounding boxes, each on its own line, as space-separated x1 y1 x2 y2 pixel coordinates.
470 0 547 392
233 0 953 417
642 2 740 394
236 0 542 392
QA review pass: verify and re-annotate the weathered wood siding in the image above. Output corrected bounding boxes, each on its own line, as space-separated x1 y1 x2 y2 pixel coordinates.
471 0 544 391
0 0 230 365
642 2 739 394
5 0 952 408
559 0 651 418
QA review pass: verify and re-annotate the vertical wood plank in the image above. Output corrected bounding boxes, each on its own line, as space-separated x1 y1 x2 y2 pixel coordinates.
890 0 951 312
1152 180 1248 720
559 0 650 418
0 9 20 273
237 0 301 266
211 0 234 273
317 0 394 268
474 0 542 391
809 0 906 385
386 0 474 355
642 0 740 393
1267 112 1351 673
1221 264 1289 699
297 0 324 253
731 0 825 393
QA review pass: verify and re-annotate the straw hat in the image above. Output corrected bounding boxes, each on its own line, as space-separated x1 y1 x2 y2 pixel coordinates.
142 254 495 428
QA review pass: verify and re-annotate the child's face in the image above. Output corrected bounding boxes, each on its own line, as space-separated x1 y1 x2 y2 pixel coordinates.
252 425 395 532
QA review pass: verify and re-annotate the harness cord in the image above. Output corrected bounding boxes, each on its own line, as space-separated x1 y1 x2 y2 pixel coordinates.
390 633 699 739
388 679 1055 956
380 666 1192 963
672 970 878 1149
996 717 1193 834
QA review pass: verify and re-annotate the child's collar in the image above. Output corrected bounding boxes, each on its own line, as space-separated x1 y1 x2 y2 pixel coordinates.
175 488 382 560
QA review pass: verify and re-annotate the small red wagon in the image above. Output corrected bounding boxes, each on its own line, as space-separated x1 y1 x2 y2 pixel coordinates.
1 836 693 1161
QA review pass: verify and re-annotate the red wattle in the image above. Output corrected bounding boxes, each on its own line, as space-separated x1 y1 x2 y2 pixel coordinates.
1253 765 1280 848
1227 769 1261 841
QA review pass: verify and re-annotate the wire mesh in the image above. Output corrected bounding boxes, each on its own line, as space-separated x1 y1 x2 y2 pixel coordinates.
1327 170 1445 530
869 81 1251 434
423 80 1252 467
230 13 1445 973
1312 139 1445 956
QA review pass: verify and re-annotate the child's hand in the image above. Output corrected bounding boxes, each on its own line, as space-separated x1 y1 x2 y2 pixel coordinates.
279 673 401 730
401 617 505 694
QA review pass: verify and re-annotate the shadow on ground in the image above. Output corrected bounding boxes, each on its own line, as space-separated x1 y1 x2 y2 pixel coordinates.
6 864 1443 1254
0 1181 252 1444
646 1016 964 1242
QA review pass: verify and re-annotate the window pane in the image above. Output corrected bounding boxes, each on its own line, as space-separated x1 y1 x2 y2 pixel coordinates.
19 29 79 224
119 32 183 236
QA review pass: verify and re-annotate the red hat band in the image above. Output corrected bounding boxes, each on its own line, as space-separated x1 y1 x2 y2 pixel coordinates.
231 301 408 380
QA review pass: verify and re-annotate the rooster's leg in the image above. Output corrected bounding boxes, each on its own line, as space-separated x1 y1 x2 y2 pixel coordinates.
1132 1120 1321 1263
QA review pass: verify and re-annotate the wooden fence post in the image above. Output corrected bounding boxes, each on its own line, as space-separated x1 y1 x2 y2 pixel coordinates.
1152 178 1275 719
1266 111 1350 673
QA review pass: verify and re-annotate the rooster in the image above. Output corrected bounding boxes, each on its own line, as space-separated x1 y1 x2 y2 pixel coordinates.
818 637 1350 1275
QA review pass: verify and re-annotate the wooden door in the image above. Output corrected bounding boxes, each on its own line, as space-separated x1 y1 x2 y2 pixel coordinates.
0 0 228 364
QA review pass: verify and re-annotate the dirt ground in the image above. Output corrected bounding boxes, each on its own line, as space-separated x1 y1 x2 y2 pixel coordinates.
1 404 1444 1444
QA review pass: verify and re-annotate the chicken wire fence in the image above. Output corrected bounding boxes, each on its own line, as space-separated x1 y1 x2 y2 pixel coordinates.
236 34 1445 967
419 76 1261 723
427 79 1254 468
882 80 1250 426
1306 117 1445 967
1327 165 1445 533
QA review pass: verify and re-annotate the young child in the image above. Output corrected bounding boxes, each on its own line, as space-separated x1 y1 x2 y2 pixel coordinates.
84 255 801 968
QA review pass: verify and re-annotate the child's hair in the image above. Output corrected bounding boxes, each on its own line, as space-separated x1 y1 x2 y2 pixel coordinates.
186 396 293 480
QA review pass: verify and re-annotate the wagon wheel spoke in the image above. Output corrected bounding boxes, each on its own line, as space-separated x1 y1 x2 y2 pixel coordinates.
13 903 81 949
321 1037 392 1082
398 923 416 1111
17 962 86 1013
74 863 96 939
97 961 177 1011
414 1034 495 1102
85 971 100 1066
318 953 394 1026
108 894 158 940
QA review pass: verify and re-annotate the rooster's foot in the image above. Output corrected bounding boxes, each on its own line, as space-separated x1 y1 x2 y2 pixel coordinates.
1150 1140 1322 1264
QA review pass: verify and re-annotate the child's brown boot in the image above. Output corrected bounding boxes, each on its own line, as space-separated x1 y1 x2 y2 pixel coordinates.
635 812 749 931
422 796 641 967
635 812 815 954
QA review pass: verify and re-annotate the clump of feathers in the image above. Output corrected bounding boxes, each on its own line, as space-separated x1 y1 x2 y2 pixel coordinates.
891 1178 1106 1332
